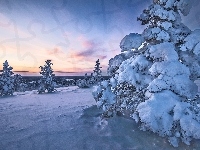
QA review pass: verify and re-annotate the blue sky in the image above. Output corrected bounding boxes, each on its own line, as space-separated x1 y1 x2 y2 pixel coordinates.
0 0 199 76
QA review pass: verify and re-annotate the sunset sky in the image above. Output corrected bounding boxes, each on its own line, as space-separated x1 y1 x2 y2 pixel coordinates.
0 0 200 76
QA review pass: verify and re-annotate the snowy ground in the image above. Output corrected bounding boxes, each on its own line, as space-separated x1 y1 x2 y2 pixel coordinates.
0 86 200 150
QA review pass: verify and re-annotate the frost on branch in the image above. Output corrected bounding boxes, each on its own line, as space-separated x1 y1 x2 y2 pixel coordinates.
180 29 200 80
93 0 200 147
143 27 170 43
180 29 200 53
153 0 192 16
38 60 56 93
0 60 14 96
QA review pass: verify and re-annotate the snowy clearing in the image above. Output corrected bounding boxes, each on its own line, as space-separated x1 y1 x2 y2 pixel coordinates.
0 86 200 150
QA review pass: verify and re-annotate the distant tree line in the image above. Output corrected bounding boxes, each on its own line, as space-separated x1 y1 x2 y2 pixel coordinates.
0 59 104 96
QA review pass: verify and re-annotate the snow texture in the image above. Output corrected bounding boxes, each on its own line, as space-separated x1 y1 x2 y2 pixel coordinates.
120 33 144 52
107 53 127 76
137 90 180 136
180 29 200 54
154 0 192 16
180 29 200 80
116 55 151 89
143 27 170 42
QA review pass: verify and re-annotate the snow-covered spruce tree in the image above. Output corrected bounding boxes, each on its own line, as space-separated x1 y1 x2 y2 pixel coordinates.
38 60 56 93
93 59 103 83
0 60 15 96
93 0 200 147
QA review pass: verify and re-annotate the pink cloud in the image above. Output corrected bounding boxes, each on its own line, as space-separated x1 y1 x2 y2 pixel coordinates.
77 35 96 49
81 40 94 49
75 37 107 60
47 47 64 55
99 55 107 60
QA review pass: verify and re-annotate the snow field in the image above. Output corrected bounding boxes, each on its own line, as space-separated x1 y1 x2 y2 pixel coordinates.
0 86 200 150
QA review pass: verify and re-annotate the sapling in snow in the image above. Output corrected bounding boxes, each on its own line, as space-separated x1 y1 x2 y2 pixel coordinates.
93 59 103 83
38 60 56 93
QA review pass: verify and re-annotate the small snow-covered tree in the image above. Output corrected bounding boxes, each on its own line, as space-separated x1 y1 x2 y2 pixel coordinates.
93 0 200 147
13 74 23 92
0 60 14 96
38 60 56 93
77 73 96 88
76 73 90 88
77 59 104 88
93 59 103 83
